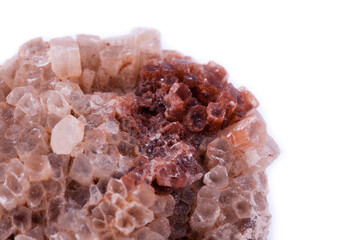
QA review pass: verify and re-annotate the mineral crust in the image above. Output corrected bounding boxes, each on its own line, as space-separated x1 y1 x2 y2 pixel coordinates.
0 28 279 240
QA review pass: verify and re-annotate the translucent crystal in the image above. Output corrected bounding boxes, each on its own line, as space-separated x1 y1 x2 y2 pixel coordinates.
124 202 154 227
17 93 41 117
132 28 162 67
219 187 241 206
18 37 46 60
47 197 64 223
0 216 14 240
129 183 156 208
151 194 176 217
219 114 266 151
50 37 82 81
14 235 36 240
26 182 45 209
0 29 278 239
69 153 93 186
21 155 51 181
6 86 38 106
26 225 44 240
88 185 102 206
0 80 10 101
16 126 49 156
203 223 242 240
42 178 63 197
54 80 83 101
76 34 100 70
148 217 171 239
0 162 7 183
114 210 136 235
203 165 229 188
0 185 17 210
81 68 95 93
217 205 239 225
5 172 24 195
40 90 71 118
91 153 115 178
57 204 92 238
107 178 128 198
11 205 32 233
47 153 70 180
133 227 164 240
50 115 84 154
197 186 220 202
233 199 252 218
8 158 27 179
99 35 134 77
0 54 19 89
190 199 220 231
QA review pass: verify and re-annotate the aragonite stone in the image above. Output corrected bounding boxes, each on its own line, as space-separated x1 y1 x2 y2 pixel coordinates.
0 28 279 240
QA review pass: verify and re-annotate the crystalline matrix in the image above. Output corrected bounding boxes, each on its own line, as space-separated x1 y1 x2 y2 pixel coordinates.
0 28 279 240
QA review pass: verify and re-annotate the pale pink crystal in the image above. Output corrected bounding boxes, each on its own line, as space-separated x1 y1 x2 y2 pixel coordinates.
21 155 51 181
6 86 38 106
40 90 71 118
0 216 15 240
203 165 229 188
81 68 95 93
69 153 93 186
50 37 82 81
0 54 19 89
76 34 100 70
0 185 17 210
129 183 156 208
148 217 172 239
190 199 221 230
50 115 84 154
133 227 165 240
11 205 32 233
15 235 36 240
151 194 176 218
124 201 154 227
0 29 279 240
99 35 135 77
26 182 45 209
115 210 136 235
17 93 41 117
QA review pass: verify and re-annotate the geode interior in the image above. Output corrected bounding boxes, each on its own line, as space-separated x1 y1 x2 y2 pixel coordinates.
0 28 279 240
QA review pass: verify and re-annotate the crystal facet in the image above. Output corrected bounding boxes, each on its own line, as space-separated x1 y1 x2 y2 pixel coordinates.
0 29 278 240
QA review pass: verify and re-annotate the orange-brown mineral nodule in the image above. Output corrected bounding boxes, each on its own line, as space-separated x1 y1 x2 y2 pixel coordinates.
0 28 279 240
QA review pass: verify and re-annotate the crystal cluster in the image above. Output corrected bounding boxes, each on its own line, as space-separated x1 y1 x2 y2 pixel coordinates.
0 28 279 240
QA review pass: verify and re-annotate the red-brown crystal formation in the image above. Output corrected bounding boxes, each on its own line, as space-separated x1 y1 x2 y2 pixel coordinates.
0 28 279 240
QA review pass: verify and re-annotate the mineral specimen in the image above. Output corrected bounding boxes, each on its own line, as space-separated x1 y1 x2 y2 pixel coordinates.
0 28 279 240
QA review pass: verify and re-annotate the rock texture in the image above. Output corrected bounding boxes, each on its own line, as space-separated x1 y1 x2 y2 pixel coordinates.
0 28 279 240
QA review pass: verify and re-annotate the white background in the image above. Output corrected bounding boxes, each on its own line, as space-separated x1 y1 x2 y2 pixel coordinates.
1 1 360 239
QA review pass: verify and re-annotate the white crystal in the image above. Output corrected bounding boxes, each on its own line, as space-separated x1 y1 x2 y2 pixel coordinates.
51 115 84 154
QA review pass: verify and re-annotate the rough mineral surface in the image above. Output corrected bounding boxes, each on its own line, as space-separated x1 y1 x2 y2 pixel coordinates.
0 28 279 240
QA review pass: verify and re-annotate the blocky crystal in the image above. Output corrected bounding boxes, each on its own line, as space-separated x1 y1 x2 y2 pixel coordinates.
49 37 82 81
0 28 278 240
50 115 84 155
